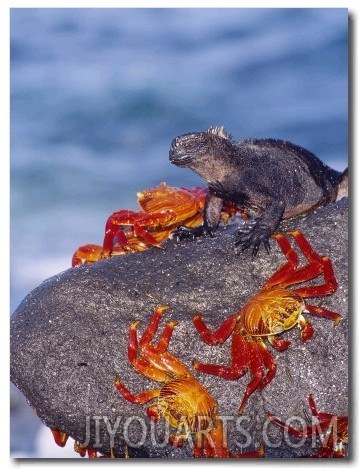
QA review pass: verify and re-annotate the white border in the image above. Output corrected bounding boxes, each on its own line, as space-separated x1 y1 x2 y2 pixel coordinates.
3 1 360 467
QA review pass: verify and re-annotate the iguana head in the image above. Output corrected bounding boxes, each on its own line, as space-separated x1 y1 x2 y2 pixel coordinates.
169 126 234 174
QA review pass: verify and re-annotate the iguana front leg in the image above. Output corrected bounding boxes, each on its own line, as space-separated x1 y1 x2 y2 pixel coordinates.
234 199 285 257
173 192 224 240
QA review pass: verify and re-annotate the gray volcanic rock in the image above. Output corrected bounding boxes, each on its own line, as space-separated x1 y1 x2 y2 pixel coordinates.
10 198 348 458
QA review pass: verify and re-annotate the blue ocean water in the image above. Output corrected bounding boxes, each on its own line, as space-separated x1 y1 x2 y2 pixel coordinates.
10 8 348 457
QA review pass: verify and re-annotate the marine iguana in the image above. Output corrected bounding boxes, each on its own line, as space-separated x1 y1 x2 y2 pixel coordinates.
169 126 348 256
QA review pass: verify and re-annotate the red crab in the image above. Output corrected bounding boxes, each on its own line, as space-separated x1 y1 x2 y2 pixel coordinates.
72 182 244 266
115 305 264 458
268 393 348 457
192 231 340 414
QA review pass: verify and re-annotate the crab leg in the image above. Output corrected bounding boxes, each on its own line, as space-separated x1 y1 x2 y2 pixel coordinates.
103 210 168 252
288 231 324 262
193 332 250 380
268 410 334 439
306 393 341 421
236 364 264 414
193 418 227 458
268 412 312 438
127 320 141 362
307 393 319 415
237 339 277 414
272 231 338 295
126 306 191 381
193 313 240 345
154 322 179 353
268 410 345 458
194 333 275 414
291 257 338 297
103 225 130 254
133 223 166 247
115 377 160 404
256 341 277 392
305 393 341 422
193 418 264 458
51 428 69 447
304 304 341 324
268 393 344 437
263 232 337 297
138 305 171 347
263 234 299 288
127 319 173 382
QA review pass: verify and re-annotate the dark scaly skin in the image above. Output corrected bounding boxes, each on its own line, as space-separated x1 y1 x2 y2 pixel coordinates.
169 126 347 256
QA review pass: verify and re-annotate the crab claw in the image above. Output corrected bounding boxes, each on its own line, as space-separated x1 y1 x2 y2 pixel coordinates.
147 404 160 422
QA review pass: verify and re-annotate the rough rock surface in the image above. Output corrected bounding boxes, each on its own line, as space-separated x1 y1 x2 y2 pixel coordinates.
10 198 348 458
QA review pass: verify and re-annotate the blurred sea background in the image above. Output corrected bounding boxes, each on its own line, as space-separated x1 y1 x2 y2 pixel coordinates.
10 8 348 458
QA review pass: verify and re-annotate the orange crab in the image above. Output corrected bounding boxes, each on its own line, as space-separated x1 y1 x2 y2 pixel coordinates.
268 394 348 458
102 183 206 255
72 182 244 266
115 305 264 458
192 231 340 414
